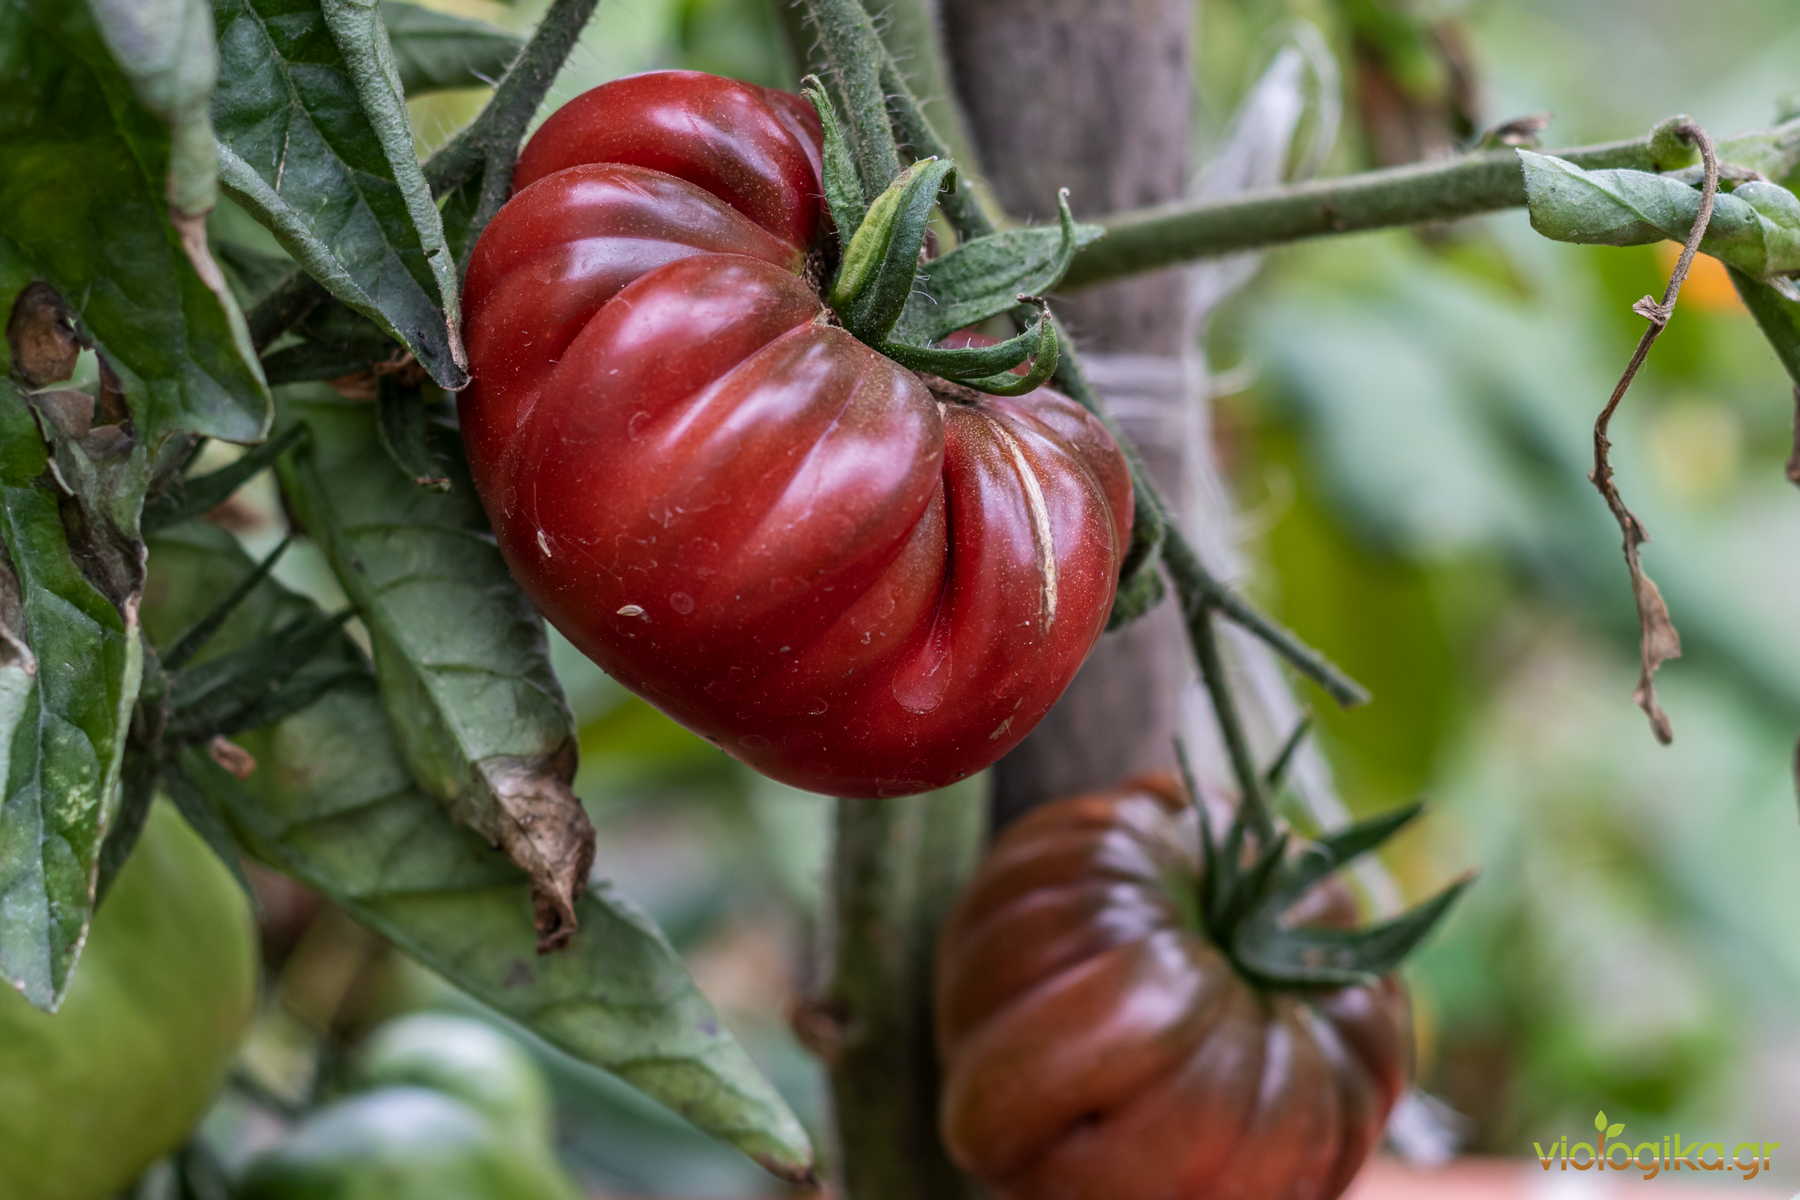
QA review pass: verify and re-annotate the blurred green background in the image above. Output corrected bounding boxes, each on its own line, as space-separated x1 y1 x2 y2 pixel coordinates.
206 0 1800 1194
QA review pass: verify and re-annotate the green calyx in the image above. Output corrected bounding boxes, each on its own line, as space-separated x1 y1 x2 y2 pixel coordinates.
1176 742 1471 991
828 156 958 340
803 79 1103 397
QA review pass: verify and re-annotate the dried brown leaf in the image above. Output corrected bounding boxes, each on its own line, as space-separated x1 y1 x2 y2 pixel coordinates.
474 748 596 953
6 282 79 387
1625 557 1681 744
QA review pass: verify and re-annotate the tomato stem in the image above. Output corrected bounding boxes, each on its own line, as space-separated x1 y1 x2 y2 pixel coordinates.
1061 113 1800 289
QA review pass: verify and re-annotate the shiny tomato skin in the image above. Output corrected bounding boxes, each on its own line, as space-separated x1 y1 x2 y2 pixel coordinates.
936 777 1412 1200
461 71 1132 797
513 70 824 248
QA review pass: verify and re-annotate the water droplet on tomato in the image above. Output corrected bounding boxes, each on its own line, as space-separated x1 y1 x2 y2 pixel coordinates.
890 626 952 715
669 591 695 615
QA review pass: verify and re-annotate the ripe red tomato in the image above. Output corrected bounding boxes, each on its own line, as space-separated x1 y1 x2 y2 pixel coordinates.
460 71 1132 797
936 776 1412 1199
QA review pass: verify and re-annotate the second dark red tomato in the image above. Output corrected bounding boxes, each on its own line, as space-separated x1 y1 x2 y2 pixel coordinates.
460 71 1132 797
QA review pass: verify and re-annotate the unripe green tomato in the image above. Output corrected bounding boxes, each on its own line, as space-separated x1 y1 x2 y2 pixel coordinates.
347 1012 553 1149
235 1086 581 1200
0 803 259 1200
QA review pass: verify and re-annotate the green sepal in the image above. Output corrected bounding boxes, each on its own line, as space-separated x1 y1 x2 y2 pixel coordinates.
801 76 866 237
831 157 957 344
1174 739 1232 920
1174 758 1465 989
1232 875 1472 988
878 300 1061 393
880 318 1045 378
947 315 1061 396
1266 801 1425 915
906 190 1103 343
828 166 914 313
142 424 308 533
1213 831 1290 938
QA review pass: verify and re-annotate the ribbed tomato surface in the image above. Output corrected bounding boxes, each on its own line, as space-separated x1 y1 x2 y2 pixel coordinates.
937 776 1412 1198
460 71 1131 797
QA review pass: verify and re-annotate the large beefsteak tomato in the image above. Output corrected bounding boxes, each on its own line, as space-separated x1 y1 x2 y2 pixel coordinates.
460 71 1131 797
936 776 1412 1200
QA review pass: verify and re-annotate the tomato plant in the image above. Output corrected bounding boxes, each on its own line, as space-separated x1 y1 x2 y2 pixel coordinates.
936 777 1417 1200
460 70 1133 798
10 0 1799 1196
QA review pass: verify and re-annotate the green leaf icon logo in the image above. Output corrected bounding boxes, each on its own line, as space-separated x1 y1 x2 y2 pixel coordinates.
1595 1111 1609 1133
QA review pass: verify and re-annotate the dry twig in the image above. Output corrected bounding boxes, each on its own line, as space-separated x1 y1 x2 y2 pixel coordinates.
1588 119 1719 744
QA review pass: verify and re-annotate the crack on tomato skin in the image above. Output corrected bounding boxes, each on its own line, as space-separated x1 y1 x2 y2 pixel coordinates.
985 420 1058 635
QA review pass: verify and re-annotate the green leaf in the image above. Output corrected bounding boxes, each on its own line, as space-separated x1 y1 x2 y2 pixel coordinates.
138 522 814 1180
214 238 295 311
212 0 468 388
89 0 221 216
380 0 520 95
0 0 270 445
374 376 450 490
909 193 1104 342
0 261 151 1010
1518 149 1800 281
143 423 307 533
0 424 144 1010
1730 266 1800 389
277 386 593 947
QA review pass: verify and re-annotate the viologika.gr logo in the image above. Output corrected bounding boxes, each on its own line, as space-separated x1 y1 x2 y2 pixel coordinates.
1534 1110 1780 1182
